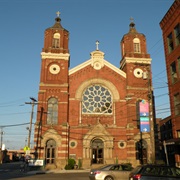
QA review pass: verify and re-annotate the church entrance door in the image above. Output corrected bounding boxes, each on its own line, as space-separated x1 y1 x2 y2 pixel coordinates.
91 139 104 164
45 139 56 164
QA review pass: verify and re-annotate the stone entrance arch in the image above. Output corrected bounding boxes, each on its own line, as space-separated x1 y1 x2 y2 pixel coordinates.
83 122 114 167
40 129 62 167
134 133 150 164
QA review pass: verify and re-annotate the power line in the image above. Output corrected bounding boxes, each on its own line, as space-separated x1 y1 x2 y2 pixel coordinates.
0 112 30 116
0 122 30 128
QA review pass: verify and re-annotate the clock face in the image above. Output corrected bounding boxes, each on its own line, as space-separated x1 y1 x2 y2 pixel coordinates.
49 64 60 74
133 68 143 78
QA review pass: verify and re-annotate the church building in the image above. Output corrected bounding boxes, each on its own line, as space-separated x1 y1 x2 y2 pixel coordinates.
34 12 155 169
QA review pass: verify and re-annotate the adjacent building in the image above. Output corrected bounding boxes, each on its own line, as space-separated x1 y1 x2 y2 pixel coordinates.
34 13 155 169
160 0 180 167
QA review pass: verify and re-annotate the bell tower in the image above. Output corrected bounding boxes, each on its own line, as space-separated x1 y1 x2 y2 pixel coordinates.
120 20 155 164
40 11 70 85
35 12 70 162
120 19 152 89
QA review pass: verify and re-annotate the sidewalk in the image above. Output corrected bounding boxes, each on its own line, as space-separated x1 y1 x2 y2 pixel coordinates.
47 168 90 173
27 168 90 175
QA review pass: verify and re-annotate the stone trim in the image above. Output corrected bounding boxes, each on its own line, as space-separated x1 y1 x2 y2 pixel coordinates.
41 52 70 60
75 78 120 101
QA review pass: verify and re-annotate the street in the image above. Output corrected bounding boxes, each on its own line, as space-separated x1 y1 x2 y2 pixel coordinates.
12 173 89 180
0 162 89 180
0 162 131 180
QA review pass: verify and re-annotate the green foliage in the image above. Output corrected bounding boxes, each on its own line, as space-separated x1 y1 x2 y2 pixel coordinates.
115 157 118 164
64 158 76 170
64 164 72 170
78 158 82 169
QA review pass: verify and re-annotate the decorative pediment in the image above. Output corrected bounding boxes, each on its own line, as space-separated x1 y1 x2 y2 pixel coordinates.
41 128 62 147
83 120 114 148
90 50 105 70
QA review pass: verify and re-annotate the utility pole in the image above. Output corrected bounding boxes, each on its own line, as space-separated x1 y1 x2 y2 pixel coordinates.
35 107 44 159
25 97 38 148
0 128 3 150
0 128 4 164
147 70 155 163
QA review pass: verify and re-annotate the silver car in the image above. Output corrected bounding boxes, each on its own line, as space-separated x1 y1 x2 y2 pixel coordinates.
89 164 133 180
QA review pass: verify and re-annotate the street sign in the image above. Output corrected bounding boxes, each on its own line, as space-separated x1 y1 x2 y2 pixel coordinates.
139 100 150 132
28 159 44 166
23 146 30 152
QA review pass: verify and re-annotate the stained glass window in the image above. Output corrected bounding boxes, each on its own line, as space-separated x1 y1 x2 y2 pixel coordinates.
82 85 112 114
47 98 58 125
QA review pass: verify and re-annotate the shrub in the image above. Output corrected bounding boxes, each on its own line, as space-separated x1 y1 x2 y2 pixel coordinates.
64 158 76 170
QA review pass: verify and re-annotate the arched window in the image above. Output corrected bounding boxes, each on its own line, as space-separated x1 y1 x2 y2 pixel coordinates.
82 85 112 114
47 97 58 125
133 38 141 53
45 139 56 164
52 33 60 48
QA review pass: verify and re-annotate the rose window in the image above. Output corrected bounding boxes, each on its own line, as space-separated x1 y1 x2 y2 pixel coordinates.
82 85 112 114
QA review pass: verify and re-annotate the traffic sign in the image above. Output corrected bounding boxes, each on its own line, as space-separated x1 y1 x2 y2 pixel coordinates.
23 146 30 152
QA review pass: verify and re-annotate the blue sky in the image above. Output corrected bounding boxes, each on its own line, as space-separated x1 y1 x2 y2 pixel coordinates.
0 0 173 150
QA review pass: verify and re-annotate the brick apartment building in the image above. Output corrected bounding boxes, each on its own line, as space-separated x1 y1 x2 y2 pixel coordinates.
34 13 155 169
160 0 180 166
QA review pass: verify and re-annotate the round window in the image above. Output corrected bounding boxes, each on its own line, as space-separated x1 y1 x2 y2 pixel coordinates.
120 142 124 147
82 85 112 114
69 140 77 149
71 142 75 147
118 141 126 149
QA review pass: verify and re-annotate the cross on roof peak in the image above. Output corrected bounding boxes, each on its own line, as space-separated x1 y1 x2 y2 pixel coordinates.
96 40 99 50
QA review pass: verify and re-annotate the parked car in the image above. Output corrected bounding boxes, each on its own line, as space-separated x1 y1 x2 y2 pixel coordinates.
129 164 180 180
89 163 133 180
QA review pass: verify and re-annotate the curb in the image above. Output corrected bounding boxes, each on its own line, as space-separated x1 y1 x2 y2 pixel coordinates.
47 169 90 173
26 169 90 175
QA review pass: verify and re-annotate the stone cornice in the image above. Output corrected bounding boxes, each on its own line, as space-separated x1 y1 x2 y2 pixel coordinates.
159 1 180 29
41 52 70 60
39 82 68 87
120 57 152 69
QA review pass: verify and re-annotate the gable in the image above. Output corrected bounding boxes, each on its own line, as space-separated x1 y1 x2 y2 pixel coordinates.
69 50 126 78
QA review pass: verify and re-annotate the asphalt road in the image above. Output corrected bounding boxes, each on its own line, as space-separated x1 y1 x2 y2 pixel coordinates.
13 173 89 180
0 162 90 180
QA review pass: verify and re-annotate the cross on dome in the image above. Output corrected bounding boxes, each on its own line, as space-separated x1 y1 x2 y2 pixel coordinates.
129 17 136 32
96 40 99 50
56 11 60 17
130 17 134 23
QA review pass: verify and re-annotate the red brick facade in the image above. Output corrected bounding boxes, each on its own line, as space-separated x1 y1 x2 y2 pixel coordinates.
34 14 155 169
160 0 180 166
